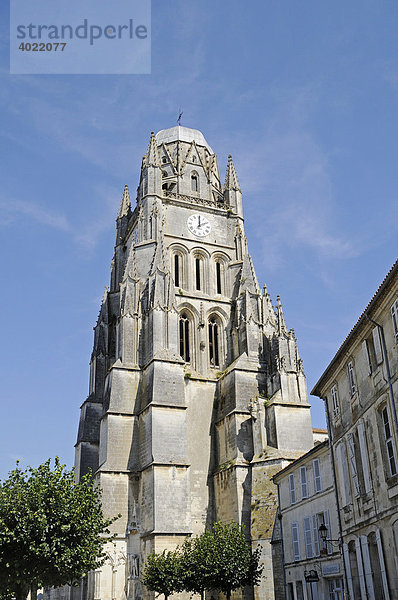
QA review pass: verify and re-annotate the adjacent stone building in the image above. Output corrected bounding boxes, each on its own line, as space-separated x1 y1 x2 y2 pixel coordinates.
273 439 344 600
67 126 317 600
312 260 398 600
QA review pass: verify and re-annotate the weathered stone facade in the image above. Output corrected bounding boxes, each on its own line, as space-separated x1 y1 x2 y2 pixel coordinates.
273 438 343 600
67 126 315 600
312 260 398 600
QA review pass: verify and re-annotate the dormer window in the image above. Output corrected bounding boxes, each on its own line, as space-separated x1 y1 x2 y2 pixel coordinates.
191 173 198 192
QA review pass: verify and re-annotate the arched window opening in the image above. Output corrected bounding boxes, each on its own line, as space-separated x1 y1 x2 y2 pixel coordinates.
179 313 190 362
191 174 198 192
149 216 153 239
216 262 222 294
209 318 220 367
162 170 168 178
162 156 167 164
174 254 180 287
195 258 202 291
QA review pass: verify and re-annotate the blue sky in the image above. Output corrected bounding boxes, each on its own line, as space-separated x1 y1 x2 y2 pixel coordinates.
0 0 397 480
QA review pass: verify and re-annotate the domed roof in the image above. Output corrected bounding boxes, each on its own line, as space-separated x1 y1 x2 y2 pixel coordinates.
155 125 213 153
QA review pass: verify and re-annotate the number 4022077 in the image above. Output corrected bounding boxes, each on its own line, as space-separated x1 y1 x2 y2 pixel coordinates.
19 42 67 51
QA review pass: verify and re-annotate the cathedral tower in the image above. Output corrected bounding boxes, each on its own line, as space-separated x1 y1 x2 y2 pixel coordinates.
74 126 314 600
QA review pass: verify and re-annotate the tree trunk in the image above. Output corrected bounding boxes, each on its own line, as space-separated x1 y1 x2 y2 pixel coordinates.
200 590 204 600
15 583 29 600
226 590 231 600
31 581 38 600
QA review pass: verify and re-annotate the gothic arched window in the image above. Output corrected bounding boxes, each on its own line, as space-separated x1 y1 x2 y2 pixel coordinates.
195 257 202 291
208 317 220 367
179 313 190 362
216 261 222 294
174 254 180 287
191 173 198 192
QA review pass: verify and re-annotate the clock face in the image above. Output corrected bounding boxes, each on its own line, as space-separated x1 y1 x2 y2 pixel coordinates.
187 214 211 237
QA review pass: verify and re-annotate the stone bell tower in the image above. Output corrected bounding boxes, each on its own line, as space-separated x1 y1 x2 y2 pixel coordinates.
73 126 314 600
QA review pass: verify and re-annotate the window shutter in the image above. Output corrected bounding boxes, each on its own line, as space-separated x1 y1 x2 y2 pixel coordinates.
291 522 300 561
355 537 368 600
300 466 308 499
313 459 322 493
360 536 376 600
362 340 372 375
357 422 372 494
312 514 320 556
304 516 313 558
343 543 355 600
372 327 383 364
311 582 319 600
391 300 398 344
289 473 296 504
331 384 339 415
375 529 390 600
347 434 360 497
347 361 356 395
324 510 332 555
338 442 351 507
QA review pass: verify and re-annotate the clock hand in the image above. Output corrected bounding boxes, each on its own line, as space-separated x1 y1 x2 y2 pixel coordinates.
198 216 201 227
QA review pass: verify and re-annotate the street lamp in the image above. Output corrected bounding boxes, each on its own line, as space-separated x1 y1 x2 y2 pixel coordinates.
319 523 328 543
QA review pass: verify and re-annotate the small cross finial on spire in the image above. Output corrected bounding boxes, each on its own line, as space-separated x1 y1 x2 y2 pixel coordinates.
177 108 183 126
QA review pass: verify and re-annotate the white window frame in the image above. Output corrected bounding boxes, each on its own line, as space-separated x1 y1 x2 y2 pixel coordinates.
347 361 357 396
382 406 398 477
391 298 398 344
328 578 343 600
331 384 339 416
300 466 308 499
291 521 300 561
313 458 322 493
289 473 296 504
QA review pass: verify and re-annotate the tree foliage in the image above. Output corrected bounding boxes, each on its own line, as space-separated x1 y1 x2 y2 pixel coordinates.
180 530 215 599
142 550 183 600
0 458 118 600
203 522 263 600
143 522 263 600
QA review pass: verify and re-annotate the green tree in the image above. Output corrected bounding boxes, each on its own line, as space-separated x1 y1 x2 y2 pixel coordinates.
142 550 183 600
0 458 118 600
180 530 215 600
205 522 263 600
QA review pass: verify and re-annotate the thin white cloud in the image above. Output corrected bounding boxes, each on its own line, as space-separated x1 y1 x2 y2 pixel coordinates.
223 87 360 268
0 196 70 231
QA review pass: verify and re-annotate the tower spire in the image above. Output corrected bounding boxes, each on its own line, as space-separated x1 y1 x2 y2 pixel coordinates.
145 131 161 167
118 184 131 218
224 154 241 191
276 295 288 336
